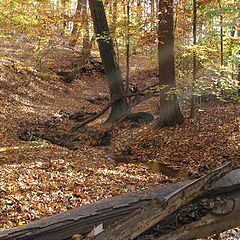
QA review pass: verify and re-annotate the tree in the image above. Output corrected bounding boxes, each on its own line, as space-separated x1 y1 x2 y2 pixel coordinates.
156 0 184 128
237 17 240 94
190 0 197 119
89 0 130 122
219 0 224 66
125 0 130 95
68 0 82 48
69 0 91 51
237 20 240 84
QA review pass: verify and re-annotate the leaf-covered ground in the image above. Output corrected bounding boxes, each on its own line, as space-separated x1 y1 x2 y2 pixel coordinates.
0 41 239 232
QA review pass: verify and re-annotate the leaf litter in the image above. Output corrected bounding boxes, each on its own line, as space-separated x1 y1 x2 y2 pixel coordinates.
0 42 239 234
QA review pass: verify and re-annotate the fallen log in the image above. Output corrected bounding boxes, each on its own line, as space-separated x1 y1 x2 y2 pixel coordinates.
94 163 232 240
137 187 240 240
1 168 240 240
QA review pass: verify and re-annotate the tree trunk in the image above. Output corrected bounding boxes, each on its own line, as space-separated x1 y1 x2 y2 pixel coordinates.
82 0 90 45
219 0 224 66
69 0 90 51
190 0 197 119
125 0 130 95
111 0 117 33
236 16 240 92
63 37 94 83
60 0 69 32
150 0 155 28
89 0 130 122
156 0 184 128
68 0 82 48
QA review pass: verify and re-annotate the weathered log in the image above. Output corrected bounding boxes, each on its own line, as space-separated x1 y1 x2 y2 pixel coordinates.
137 190 240 240
1 168 240 240
94 163 232 240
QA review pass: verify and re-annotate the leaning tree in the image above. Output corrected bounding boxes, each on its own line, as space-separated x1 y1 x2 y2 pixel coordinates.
88 0 130 123
157 0 184 128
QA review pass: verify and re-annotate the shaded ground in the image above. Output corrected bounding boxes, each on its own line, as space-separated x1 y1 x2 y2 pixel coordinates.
0 40 239 231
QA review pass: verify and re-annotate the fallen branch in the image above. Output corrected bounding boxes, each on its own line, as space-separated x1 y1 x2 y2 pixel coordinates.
71 102 112 132
70 81 162 132
70 83 161 131
71 95 131 132
126 82 161 107
125 82 159 99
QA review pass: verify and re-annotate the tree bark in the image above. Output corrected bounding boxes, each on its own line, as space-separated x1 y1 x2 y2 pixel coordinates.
156 0 184 128
190 0 197 119
111 0 117 33
68 0 82 48
88 0 130 122
236 16 240 90
60 0 69 32
94 163 231 240
219 0 224 66
138 190 240 240
125 0 130 95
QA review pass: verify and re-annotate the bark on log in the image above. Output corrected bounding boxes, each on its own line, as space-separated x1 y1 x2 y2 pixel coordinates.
138 190 240 240
94 163 232 240
1 168 240 240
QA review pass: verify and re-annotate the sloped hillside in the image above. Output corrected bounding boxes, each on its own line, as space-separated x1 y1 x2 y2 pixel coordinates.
0 41 239 230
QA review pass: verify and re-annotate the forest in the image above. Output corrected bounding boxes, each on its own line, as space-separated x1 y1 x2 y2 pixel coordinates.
0 0 239 239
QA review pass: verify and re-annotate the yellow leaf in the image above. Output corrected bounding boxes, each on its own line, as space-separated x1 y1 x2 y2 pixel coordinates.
71 234 83 240
18 221 24 226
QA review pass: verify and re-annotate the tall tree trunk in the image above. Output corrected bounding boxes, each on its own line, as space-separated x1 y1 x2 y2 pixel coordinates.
89 0 130 122
219 0 224 66
60 0 69 32
190 0 197 119
111 0 117 32
237 19 240 94
156 0 184 128
69 0 82 48
150 0 155 28
111 0 119 64
69 0 90 50
81 0 91 55
125 0 130 95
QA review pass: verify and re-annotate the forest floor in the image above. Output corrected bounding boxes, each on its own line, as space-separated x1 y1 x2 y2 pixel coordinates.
0 40 239 234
